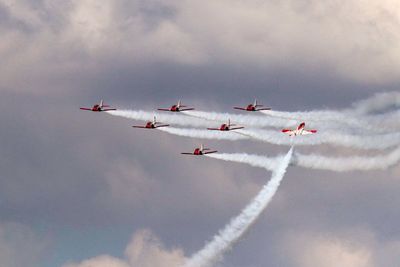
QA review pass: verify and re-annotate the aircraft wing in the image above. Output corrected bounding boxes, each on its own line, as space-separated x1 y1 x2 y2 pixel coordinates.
132 126 148 128
230 126 244 130
180 108 195 111
203 150 217 154
233 107 246 110
302 130 317 135
157 108 171 111
207 128 221 130
103 108 117 111
181 152 196 155
256 107 271 111
282 129 295 135
154 124 170 128
79 107 92 111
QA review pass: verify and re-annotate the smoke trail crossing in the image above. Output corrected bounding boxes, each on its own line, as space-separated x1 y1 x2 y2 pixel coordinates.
183 147 293 267
207 147 400 172
293 146 400 171
236 129 400 150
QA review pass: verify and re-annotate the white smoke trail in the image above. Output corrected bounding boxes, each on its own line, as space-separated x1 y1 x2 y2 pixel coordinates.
293 146 400 172
158 127 248 140
258 92 400 132
107 92 399 134
259 110 381 132
236 129 400 150
260 109 400 133
184 110 299 128
183 148 293 267
365 110 400 131
259 91 400 120
182 111 365 136
206 147 400 172
206 153 278 171
185 108 397 134
106 110 212 127
260 109 350 122
183 92 399 133
352 91 400 115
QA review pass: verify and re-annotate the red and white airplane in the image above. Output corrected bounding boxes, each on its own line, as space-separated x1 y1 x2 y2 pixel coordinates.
158 100 195 112
207 119 244 131
282 122 317 136
234 99 271 112
132 116 169 129
181 144 217 155
80 100 116 112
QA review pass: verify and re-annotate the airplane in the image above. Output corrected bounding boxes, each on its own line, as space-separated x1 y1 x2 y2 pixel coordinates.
80 100 116 112
207 119 244 131
282 122 317 136
181 144 217 155
234 99 271 111
132 116 170 129
158 100 195 112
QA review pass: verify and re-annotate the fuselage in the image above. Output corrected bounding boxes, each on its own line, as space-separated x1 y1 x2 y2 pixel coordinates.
92 104 102 111
193 148 203 155
219 124 230 131
145 122 156 128
246 104 256 111
170 105 180 112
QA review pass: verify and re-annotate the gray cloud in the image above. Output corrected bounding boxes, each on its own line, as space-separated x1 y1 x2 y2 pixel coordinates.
1 0 400 95
0 222 48 267
0 1 399 266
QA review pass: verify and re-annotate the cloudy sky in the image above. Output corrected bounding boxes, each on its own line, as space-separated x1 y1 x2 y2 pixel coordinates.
0 1 399 266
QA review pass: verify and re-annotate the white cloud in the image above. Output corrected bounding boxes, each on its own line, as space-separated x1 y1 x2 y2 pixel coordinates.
63 229 186 267
286 232 373 267
64 255 130 267
281 228 400 267
125 229 185 267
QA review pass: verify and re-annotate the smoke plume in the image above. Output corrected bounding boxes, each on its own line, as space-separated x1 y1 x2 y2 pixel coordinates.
183 147 293 267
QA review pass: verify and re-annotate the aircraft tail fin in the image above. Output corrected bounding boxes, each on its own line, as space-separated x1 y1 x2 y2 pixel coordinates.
297 122 306 130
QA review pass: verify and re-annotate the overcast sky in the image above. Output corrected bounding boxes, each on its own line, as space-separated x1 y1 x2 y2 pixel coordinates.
0 1 399 267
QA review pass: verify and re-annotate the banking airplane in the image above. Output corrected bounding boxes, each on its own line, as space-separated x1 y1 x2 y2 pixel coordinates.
132 116 169 129
282 122 317 136
158 100 195 112
234 99 271 111
207 119 244 131
181 144 217 155
80 100 116 112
